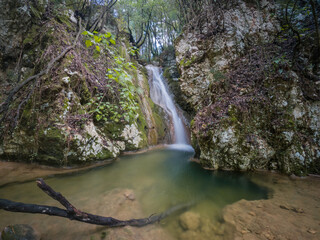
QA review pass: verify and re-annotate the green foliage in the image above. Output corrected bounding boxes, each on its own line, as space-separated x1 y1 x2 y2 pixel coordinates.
88 94 122 122
128 46 139 56
83 31 140 124
82 30 116 52
106 55 139 123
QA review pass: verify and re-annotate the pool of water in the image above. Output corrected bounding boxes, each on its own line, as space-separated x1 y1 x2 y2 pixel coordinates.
0 148 268 239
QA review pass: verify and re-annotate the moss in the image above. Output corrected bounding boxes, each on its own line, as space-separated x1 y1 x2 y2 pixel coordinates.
139 67 151 92
30 5 43 19
37 127 66 165
163 68 171 80
211 68 226 82
179 58 185 67
139 64 149 77
41 84 63 103
190 119 195 127
134 107 149 148
19 102 38 136
101 122 123 139
63 97 69 110
147 98 166 140
153 111 166 139
119 44 130 62
79 78 91 105
56 14 73 30
95 149 114 160
23 25 41 45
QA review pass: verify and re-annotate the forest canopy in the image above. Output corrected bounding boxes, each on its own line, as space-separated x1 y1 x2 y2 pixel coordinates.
50 0 183 60
46 0 319 63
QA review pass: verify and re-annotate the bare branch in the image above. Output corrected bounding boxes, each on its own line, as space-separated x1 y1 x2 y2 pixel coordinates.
0 178 192 227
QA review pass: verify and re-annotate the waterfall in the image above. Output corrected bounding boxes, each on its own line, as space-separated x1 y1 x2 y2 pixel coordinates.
147 65 194 151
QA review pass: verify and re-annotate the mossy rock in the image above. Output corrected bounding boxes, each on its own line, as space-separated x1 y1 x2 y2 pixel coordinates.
135 118 148 149
101 122 124 139
149 99 168 142
37 127 66 165
1 224 40 240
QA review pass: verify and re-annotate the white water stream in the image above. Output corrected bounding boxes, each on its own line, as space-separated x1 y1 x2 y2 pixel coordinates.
147 65 193 151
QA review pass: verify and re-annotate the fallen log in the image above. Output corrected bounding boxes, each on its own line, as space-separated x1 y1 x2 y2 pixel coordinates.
0 178 191 227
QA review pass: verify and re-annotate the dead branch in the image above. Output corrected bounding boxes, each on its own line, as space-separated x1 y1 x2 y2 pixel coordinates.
0 19 82 125
0 178 191 227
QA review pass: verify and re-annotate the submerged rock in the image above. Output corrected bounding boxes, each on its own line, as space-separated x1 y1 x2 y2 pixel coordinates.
1 224 40 240
223 173 320 239
179 211 201 231
179 230 199 240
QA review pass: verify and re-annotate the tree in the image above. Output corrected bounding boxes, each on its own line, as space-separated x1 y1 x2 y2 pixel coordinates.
48 1 118 32
115 0 182 60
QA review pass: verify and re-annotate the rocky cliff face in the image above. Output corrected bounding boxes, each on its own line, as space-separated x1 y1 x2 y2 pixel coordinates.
0 0 168 165
175 0 320 175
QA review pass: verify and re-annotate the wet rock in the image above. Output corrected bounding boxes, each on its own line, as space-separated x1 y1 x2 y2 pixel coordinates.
1 224 40 240
179 211 201 230
123 189 135 201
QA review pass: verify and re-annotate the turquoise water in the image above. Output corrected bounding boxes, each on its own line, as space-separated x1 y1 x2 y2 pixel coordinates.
0 148 268 239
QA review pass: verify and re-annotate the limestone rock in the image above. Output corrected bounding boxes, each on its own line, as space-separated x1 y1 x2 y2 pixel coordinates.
174 0 320 175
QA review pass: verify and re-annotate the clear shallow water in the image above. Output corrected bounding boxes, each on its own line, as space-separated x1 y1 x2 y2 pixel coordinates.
0 148 268 239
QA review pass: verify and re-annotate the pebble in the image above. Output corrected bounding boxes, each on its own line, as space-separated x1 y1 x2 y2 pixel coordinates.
249 211 256 216
241 229 250 234
307 229 316 234
123 190 135 201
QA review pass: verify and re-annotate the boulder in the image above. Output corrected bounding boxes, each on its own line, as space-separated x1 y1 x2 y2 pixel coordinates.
179 211 201 231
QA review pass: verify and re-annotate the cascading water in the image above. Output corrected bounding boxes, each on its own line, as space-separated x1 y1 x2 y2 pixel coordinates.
147 65 194 151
